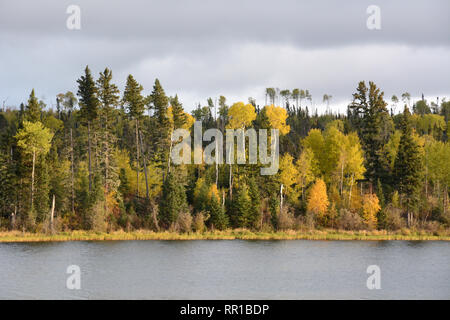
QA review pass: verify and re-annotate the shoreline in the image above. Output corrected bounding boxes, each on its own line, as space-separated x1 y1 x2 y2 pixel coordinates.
0 229 449 242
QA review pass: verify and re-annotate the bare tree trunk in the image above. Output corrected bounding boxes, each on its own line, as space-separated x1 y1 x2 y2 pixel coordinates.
104 119 109 213
348 174 354 206
11 205 16 229
280 184 284 213
50 194 55 233
139 130 149 199
88 120 92 192
135 118 140 197
215 137 219 186
31 149 36 209
70 128 75 214
229 163 233 200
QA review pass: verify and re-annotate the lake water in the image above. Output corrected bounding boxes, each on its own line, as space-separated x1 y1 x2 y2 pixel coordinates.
0 240 449 299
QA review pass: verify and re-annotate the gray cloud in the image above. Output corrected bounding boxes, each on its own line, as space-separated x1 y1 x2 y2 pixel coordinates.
0 0 449 112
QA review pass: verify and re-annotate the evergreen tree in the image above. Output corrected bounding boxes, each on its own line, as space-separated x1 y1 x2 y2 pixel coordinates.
247 177 261 229
123 74 145 197
207 194 228 230
230 183 252 228
97 68 120 199
349 81 392 187
159 172 188 228
170 95 187 129
269 195 279 230
150 79 170 171
393 106 423 226
77 66 100 191
0 151 15 219
25 89 42 122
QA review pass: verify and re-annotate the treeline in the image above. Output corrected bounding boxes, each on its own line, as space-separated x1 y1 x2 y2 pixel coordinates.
0 67 449 234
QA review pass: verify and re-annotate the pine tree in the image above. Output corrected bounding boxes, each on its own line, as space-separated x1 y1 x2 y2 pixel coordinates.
25 89 42 122
247 177 261 229
349 81 392 187
97 68 120 201
0 151 15 219
123 74 145 197
167 95 187 173
207 194 228 230
150 79 170 172
77 66 100 191
170 95 187 129
230 183 252 228
159 172 188 228
393 106 423 226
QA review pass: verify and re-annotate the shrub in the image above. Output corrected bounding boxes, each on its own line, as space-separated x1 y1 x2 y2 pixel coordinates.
88 201 107 232
337 209 363 230
277 206 295 230
193 211 209 233
177 211 192 233
384 204 405 230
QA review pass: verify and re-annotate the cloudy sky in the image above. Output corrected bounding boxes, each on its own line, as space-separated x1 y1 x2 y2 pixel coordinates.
0 0 449 113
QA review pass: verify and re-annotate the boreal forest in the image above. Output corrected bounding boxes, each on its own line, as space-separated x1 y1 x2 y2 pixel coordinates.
1 66 449 234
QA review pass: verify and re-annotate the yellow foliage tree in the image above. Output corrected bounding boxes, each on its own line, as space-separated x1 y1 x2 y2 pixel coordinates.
279 153 297 195
362 193 380 229
307 178 329 220
226 102 256 129
295 147 317 199
263 105 290 135
208 183 220 201
302 129 325 171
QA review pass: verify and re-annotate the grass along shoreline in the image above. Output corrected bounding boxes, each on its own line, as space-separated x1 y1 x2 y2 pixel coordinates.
0 229 449 242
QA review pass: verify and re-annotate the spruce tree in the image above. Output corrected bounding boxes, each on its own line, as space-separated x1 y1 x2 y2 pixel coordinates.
170 95 187 129
0 151 15 219
25 89 42 122
393 106 423 226
123 74 145 197
207 194 228 230
159 172 188 228
349 81 392 187
230 183 252 228
247 177 261 229
150 79 170 171
97 68 120 199
77 66 99 191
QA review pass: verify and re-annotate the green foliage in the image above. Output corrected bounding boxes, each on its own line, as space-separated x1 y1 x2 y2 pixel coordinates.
159 173 188 228
24 89 42 122
207 195 228 230
394 107 423 214
349 81 392 185
1 71 449 234
77 66 99 122
123 74 145 119
230 183 252 228
15 121 53 157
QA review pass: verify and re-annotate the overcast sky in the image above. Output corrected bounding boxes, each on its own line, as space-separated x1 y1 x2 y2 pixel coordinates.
1 0 449 113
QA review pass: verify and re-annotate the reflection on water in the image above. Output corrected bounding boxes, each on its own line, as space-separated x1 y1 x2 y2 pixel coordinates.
0 240 449 299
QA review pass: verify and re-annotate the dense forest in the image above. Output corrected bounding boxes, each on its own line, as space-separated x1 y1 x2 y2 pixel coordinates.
0 66 449 234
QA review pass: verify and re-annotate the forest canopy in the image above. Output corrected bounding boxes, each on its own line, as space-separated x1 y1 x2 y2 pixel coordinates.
0 67 449 235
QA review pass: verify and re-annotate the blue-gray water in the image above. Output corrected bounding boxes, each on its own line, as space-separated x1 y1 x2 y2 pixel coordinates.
0 240 449 299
